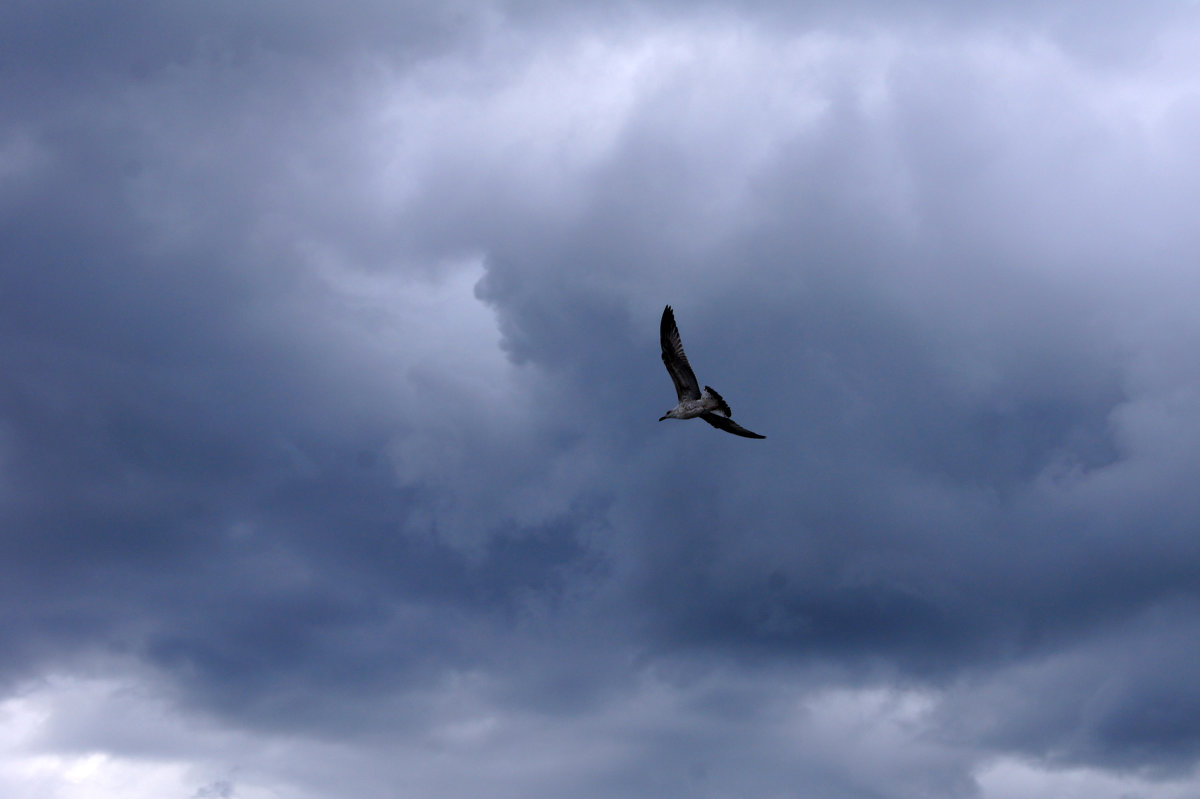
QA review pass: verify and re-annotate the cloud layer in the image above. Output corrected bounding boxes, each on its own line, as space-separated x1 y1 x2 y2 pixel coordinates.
3 2 1200 797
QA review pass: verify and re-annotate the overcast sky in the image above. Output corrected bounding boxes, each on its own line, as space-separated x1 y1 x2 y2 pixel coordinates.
4 2 1200 798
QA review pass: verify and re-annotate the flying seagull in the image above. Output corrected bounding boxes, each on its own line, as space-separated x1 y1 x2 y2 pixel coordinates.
658 305 766 439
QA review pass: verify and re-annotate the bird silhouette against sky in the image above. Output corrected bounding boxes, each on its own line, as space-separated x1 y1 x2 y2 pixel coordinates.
658 305 766 439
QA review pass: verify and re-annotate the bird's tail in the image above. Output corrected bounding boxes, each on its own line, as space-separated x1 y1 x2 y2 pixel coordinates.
703 386 732 417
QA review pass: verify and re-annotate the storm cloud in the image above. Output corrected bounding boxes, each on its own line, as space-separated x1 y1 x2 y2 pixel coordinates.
3 2 1200 797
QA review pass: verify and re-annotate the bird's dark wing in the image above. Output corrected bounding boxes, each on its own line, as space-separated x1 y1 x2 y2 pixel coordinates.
700 412 766 439
661 305 701 401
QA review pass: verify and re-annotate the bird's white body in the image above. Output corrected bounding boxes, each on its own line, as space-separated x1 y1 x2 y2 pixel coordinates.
661 389 727 420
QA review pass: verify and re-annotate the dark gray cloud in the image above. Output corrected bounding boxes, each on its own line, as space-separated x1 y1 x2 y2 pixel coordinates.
3 1 1200 797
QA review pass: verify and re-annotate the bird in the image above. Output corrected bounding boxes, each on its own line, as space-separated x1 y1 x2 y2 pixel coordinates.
658 305 766 439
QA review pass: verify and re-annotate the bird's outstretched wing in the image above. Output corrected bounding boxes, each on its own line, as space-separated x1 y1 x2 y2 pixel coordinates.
700 411 766 439
661 305 701 401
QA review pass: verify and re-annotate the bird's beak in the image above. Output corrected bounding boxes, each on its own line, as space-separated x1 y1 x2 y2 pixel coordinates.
658 415 668 421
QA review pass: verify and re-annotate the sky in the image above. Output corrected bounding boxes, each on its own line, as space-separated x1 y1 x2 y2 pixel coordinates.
3 2 1200 797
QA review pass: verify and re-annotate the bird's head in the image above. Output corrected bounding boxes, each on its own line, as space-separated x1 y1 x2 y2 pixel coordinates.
659 409 674 421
